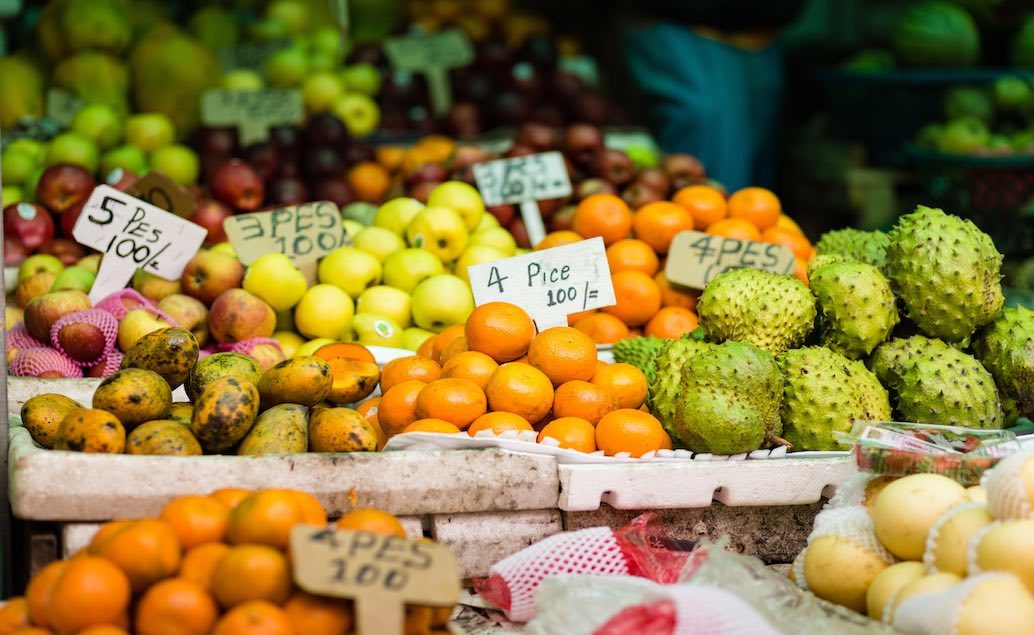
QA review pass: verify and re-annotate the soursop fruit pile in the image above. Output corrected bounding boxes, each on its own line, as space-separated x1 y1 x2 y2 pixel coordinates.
632 203 1016 454
778 347 891 451
652 340 783 455
697 268 816 354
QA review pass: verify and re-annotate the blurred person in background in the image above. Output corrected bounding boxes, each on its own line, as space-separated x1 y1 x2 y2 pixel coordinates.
620 1 808 191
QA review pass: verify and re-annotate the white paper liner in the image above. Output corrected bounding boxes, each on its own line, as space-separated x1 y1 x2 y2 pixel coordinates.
825 472 884 510
966 521 1001 578
893 572 1016 635
807 506 896 564
923 502 991 574
982 450 1034 520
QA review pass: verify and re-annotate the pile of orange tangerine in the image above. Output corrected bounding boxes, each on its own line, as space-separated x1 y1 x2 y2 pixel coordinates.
364 301 672 458
537 185 813 344
0 489 443 635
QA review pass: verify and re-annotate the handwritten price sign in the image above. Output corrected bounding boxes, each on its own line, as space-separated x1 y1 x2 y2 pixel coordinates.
665 231 796 289
73 185 207 303
291 526 460 635
467 237 615 330
383 29 473 116
223 201 345 265
200 88 304 145
473 152 572 248
125 172 197 218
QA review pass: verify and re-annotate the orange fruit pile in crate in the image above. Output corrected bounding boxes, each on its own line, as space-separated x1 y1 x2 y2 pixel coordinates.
0 490 450 635
376 302 671 457
541 185 814 344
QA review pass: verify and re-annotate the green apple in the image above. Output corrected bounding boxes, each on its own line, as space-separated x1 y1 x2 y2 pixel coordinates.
382 248 446 294
476 213 499 231
332 93 380 137
410 274 475 332
308 27 344 60
374 197 424 235
22 167 45 202
308 52 338 72
125 113 176 153
101 144 148 176
294 336 337 357
402 326 435 351
249 16 291 41
357 285 411 327
211 242 237 257
342 202 378 226
265 46 309 88
7 139 46 163
302 71 345 114
51 266 96 292
132 269 181 302
244 253 308 311
340 63 382 96
342 219 365 245
354 227 405 263
317 246 382 298
273 330 305 358
45 132 99 173
469 226 517 257
1 147 37 185
19 253 64 282
347 313 405 348
71 103 123 150
150 144 200 185
405 205 469 262
295 284 354 339
454 245 508 283
427 181 485 230
222 69 265 91
266 0 310 35
77 254 101 274
2 186 24 206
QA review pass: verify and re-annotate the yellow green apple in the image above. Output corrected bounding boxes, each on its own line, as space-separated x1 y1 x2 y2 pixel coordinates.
318 246 382 298
356 285 411 327
455 245 508 283
294 337 336 358
427 181 485 230
243 253 308 311
382 248 445 294
294 283 354 339
410 274 475 332
354 226 406 263
347 313 405 348
402 327 435 351
374 197 424 235
405 206 469 262
273 330 305 358
470 226 517 257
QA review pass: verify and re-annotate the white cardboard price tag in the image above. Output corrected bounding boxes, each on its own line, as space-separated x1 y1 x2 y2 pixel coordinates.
223 201 345 266
383 29 473 117
665 230 796 290
73 185 207 304
291 525 460 635
467 237 615 330
200 88 304 145
472 152 572 248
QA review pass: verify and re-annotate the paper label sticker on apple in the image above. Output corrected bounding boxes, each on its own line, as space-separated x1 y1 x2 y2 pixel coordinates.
224 201 345 269
472 151 572 247
467 237 615 330
384 29 474 116
74 185 208 304
200 89 305 145
291 525 460 635
665 230 796 290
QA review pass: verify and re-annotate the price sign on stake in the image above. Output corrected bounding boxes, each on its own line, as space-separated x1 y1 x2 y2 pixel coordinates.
467 237 615 330
224 201 344 282
74 185 207 304
201 89 304 145
665 230 796 290
125 172 197 218
472 151 572 248
384 29 473 116
291 526 460 635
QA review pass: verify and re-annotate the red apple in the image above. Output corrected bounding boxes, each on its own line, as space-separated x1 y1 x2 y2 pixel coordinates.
35 165 95 214
268 177 309 206
310 179 355 207
450 145 489 170
594 149 634 187
549 204 577 232
404 163 449 188
4 236 29 266
634 168 671 196
515 122 557 152
508 216 531 249
190 200 232 246
663 153 706 184
562 123 604 170
37 238 86 265
104 168 139 191
242 141 280 182
504 143 537 159
181 250 245 305
575 178 617 200
208 288 276 343
59 200 86 237
408 180 440 204
487 204 516 226
445 101 483 137
538 198 563 218
622 183 665 210
193 126 239 158
4 203 55 250
209 159 264 211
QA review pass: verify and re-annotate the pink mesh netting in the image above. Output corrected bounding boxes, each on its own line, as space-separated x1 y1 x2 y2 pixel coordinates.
94 289 180 326
9 347 84 378
49 309 119 366
476 527 633 622
7 323 43 352
89 350 124 378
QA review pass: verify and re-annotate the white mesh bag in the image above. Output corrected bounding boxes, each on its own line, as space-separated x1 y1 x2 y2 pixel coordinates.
982 450 1034 520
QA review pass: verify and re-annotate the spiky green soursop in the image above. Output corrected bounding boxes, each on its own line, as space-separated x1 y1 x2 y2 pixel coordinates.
778 347 891 451
807 253 852 279
815 228 889 270
648 338 712 436
885 205 1004 342
697 268 816 354
670 341 783 455
869 336 1002 428
612 336 668 383
810 261 899 359
973 306 1034 417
